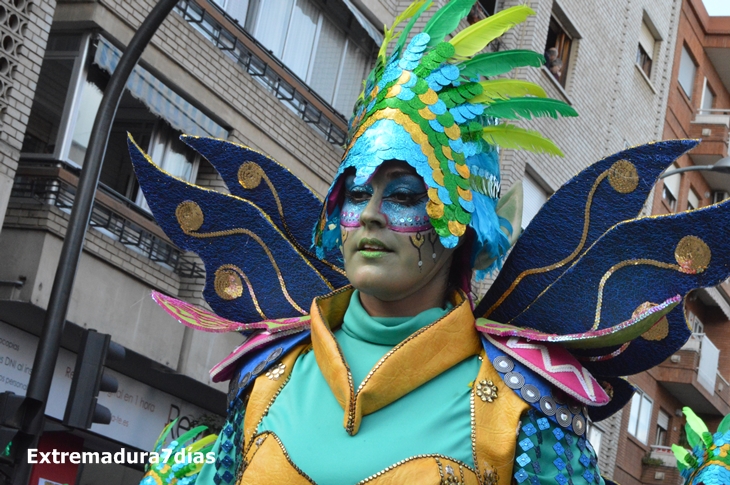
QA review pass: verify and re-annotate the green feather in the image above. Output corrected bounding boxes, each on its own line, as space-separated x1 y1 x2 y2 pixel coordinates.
671 444 691 471
422 0 477 48
378 0 430 61
459 50 545 79
482 124 564 156
484 97 578 120
719 411 730 434
684 407 710 437
393 1 433 55
449 5 536 58
471 79 547 103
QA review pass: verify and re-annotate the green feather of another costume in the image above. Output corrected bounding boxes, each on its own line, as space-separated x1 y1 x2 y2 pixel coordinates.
422 0 477 47
684 407 710 437
471 79 547 102
393 0 433 55
718 411 730 434
482 124 564 156
449 5 536 57
459 50 545 79
671 444 691 471
174 425 209 451
484 97 578 120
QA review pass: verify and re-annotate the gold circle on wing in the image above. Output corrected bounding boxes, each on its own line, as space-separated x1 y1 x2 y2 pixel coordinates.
214 267 243 300
633 301 669 341
608 160 639 194
238 161 264 189
675 235 711 274
175 201 204 232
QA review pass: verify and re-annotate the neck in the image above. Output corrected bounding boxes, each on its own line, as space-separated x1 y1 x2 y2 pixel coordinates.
358 277 450 317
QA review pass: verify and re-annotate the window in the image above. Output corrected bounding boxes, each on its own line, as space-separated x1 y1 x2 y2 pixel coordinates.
522 173 549 229
687 310 704 334
216 0 374 116
662 163 680 212
655 410 669 446
627 389 653 443
678 45 697 99
637 20 656 78
701 79 715 114
687 188 700 211
21 33 221 209
545 15 572 87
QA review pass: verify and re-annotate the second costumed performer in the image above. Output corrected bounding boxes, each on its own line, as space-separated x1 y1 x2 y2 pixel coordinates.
131 1 730 484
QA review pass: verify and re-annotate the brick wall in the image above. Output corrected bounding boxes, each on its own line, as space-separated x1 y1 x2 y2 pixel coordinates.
0 0 55 231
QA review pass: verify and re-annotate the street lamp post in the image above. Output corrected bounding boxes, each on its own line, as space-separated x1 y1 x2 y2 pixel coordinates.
659 156 730 178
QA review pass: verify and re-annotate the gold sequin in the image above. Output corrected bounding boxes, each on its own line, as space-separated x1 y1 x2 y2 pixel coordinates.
448 220 467 237
675 235 711 274
442 146 453 160
457 187 473 202
433 169 445 186
386 85 402 98
419 107 437 120
427 200 445 218
419 89 438 105
428 187 442 204
238 161 264 189
455 163 470 178
265 362 286 380
445 124 461 140
476 380 498 403
176 201 204 232
608 160 639 194
397 71 411 85
214 267 243 300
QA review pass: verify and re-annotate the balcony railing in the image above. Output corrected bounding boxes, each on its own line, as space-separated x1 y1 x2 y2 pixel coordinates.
174 0 348 145
656 332 730 415
691 108 730 157
7 164 205 279
648 445 677 468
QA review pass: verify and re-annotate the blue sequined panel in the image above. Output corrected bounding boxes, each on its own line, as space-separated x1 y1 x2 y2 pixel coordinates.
514 410 604 485
214 407 246 484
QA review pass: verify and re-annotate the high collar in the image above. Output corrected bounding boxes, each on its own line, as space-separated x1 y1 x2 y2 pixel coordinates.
309 287 481 435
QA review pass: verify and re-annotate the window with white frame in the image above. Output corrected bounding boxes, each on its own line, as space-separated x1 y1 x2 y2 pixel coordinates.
701 78 715 114
655 409 670 446
213 0 374 116
627 389 653 443
21 33 223 207
662 163 680 212
637 18 657 78
678 45 697 99
687 188 700 211
587 421 603 458
522 173 549 229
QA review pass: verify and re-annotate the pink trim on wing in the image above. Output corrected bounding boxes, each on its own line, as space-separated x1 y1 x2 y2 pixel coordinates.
486 334 610 406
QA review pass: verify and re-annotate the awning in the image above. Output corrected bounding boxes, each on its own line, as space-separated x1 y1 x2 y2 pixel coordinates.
341 0 384 45
93 36 229 140
700 286 730 320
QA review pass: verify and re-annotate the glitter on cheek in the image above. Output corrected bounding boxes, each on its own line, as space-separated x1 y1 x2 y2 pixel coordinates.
340 199 366 228
382 199 432 233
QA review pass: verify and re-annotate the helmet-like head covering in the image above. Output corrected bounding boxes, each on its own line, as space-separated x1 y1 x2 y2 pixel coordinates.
313 0 577 277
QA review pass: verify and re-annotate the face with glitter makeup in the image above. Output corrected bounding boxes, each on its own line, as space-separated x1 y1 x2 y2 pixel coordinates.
340 161 458 310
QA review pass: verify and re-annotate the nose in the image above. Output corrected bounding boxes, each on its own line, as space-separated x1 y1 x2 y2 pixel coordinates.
359 192 387 228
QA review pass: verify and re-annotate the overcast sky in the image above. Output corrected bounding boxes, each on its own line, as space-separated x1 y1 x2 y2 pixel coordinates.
703 0 730 16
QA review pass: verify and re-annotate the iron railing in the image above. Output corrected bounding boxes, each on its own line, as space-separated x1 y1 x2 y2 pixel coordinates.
9 173 205 278
174 0 348 145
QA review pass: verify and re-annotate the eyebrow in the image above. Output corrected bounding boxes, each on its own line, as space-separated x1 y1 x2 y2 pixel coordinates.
385 169 419 180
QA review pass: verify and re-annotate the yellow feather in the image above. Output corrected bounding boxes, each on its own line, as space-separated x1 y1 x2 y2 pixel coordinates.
471 80 547 103
449 5 536 58
378 0 429 61
482 124 564 156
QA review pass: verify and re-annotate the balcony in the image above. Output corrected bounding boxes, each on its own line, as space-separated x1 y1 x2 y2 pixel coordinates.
689 108 730 159
651 333 730 416
640 446 682 484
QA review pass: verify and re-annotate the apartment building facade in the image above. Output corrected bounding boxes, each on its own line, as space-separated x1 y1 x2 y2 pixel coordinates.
611 1 730 484
0 0 683 483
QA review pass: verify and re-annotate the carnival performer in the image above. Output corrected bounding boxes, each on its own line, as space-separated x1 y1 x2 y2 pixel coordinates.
132 1 730 484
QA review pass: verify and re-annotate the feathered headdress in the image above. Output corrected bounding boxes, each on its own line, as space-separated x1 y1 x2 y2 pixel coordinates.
673 408 730 484
313 0 577 275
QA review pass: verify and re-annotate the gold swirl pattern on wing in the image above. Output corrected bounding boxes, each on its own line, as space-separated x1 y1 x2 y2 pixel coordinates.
485 159 639 319
237 161 346 282
179 220 308 315
214 264 267 319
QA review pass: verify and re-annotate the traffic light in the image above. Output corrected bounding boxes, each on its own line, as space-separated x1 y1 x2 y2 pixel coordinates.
63 330 125 429
0 392 42 465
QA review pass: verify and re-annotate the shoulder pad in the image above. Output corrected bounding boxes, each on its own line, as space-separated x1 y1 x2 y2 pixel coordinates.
482 335 600 437
224 330 311 413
